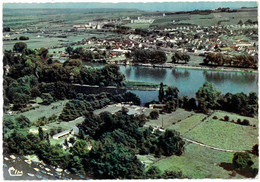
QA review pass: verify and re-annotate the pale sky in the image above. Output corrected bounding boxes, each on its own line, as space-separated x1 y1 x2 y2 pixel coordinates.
3 1 257 11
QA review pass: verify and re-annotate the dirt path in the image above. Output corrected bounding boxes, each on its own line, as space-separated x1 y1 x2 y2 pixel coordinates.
181 137 246 153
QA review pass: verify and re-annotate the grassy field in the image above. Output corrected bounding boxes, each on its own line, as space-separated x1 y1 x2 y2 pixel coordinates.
184 111 258 151
15 100 68 123
145 108 193 128
150 143 258 179
167 113 207 135
124 23 151 29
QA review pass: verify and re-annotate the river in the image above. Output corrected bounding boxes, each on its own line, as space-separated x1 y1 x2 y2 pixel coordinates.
84 63 258 105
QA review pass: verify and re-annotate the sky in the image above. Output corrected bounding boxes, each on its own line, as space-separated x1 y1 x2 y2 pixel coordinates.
3 1 258 11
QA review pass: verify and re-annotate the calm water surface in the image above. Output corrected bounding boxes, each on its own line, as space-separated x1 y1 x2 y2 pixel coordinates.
83 62 258 105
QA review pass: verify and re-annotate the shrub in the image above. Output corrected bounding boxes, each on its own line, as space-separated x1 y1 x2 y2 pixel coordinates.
149 110 159 120
224 115 229 121
237 119 241 124
19 36 29 40
212 116 218 120
232 152 253 169
241 119 250 126
251 144 259 156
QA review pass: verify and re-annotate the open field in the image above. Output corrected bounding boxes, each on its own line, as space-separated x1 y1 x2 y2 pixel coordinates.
150 143 258 179
145 108 194 128
167 113 207 135
145 109 258 152
15 100 68 123
184 111 258 151
164 11 257 27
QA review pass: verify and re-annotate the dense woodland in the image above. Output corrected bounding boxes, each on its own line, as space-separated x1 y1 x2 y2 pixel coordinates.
3 42 124 110
203 53 258 69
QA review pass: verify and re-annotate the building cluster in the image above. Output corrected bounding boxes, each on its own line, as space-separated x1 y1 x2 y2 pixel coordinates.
130 24 258 56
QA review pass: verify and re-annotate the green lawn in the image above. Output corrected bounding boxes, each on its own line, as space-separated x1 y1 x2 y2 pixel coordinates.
145 108 193 128
184 111 258 151
16 100 68 123
151 143 257 179
167 113 206 135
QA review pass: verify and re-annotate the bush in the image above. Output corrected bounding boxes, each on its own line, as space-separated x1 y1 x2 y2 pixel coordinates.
237 119 241 124
251 144 258 156
224 115 229 121
232 152 253 169
13 42 27 52
149 110 159 120
19 36 29 40
241 119 250 126
212 116 218 120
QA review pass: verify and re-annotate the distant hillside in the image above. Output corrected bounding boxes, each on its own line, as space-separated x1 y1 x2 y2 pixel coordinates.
3 8 141 16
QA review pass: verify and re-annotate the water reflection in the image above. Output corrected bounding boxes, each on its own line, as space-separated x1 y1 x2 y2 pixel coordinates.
134 67 167 81
203 71 257 85
172 69 190 80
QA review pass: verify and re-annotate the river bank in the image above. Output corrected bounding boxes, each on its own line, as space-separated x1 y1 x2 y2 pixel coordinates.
113 62 258 74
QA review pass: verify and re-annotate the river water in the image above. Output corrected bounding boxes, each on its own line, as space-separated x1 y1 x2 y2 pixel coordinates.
84 63 258 105
120 65 258 104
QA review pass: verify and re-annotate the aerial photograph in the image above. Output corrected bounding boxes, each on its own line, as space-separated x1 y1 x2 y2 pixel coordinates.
1 0 259 180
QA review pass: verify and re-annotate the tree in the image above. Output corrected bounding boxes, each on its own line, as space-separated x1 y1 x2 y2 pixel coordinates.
38 48 48 59
146 166 161 179
88 142 144 179
238 20 243 25
65 46 74 55
149 110 159 120
19 36 29 40
13 42 27 52
158 129 185 156
181 54 190 63
158 82 165 102
15 115 30 128
251 144 259 156
41 93 54 105
196 82 221 111
38 127 44 140
232 152 253 169
165 86 179 100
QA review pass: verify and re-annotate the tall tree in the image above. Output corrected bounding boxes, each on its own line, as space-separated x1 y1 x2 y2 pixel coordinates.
38 127 44 140
158 82 165 102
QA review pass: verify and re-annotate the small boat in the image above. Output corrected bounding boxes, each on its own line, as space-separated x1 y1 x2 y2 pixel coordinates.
86 177 92 180
47 172 54 176
4 157 9 161
39 165 44 168
45 168 50 171
41 170 47 174
42 162 47 166
17 157 21 161
42 177 48 180
10 159 15 163
3 163 7 168
50 165 55 169
36 174 42 179
27 173 34 177
10 155 16 160
34 168 40 172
